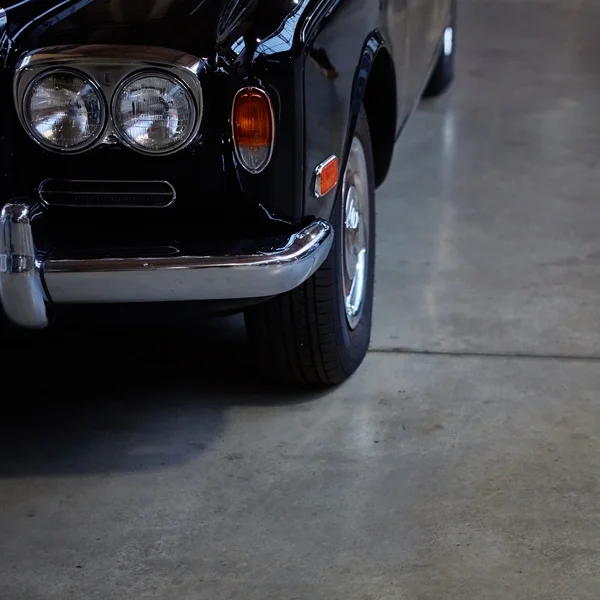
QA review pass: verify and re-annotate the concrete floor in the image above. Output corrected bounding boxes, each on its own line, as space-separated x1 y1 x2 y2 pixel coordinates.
3 0 600 598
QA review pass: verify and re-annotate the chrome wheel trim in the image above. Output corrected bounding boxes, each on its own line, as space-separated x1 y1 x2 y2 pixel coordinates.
341 136 369 330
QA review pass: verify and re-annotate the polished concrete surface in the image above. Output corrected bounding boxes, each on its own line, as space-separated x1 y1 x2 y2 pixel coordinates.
3 0 600 598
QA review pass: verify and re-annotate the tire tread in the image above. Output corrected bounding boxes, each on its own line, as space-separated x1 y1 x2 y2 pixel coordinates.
245 107 375 386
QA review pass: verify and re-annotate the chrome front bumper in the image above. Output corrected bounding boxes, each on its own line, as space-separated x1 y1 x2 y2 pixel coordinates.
0 202 333 329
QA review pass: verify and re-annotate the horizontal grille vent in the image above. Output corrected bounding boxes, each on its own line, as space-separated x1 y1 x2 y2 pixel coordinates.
38 180 176 208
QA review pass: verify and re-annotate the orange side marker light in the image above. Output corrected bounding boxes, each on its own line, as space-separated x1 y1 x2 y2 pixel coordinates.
314 155 339 198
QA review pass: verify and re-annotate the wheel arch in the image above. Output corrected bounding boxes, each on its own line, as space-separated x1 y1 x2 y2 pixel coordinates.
303 24 397 222
349 33 398 188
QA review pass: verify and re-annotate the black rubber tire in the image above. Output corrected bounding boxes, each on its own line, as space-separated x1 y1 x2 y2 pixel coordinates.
244 107 375 386
424 0 456 97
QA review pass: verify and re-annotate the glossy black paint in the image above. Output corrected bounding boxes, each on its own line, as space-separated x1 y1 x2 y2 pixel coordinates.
0 0 449 247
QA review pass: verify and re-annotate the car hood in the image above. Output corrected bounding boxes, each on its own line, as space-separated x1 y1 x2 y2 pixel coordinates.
2 0 307 63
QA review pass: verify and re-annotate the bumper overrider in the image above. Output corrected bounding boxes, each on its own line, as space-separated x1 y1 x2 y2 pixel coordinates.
0 202 333 329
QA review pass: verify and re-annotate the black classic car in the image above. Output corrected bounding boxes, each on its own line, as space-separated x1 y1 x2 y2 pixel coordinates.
0 0 455 385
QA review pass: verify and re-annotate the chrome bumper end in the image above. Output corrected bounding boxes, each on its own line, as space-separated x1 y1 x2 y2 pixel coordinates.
0 203 50 328
0 202 333 329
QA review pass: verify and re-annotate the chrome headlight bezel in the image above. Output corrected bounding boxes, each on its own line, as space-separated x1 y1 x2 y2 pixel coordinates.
13 46 205 156
21 67 107 153
111 70 200 157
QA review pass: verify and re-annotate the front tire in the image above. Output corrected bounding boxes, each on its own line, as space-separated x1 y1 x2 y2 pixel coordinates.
245 107 375 386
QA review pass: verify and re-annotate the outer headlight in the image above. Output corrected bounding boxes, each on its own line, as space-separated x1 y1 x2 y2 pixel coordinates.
24 70 105 152
113 72 197 155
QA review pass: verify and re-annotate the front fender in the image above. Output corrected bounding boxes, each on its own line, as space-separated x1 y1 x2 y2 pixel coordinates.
303 20 388 221
227 0 389 223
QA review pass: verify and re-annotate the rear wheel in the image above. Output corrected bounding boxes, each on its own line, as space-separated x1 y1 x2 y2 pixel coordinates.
245 107 375 386
424 0 456 97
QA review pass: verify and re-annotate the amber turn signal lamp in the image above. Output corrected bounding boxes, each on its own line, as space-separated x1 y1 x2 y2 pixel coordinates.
232 87 274 174
313 155 339 198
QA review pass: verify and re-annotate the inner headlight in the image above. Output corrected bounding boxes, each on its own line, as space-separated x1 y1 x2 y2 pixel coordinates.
113 72 197 155
24 70 105 151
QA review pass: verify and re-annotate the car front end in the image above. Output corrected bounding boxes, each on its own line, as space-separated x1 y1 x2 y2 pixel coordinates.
0 1 333 329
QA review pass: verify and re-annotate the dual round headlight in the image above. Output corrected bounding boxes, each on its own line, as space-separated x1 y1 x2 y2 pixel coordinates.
25 71 104 151
24 69 198 154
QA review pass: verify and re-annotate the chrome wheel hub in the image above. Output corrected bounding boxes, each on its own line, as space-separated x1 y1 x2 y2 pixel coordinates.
342 136 369 330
